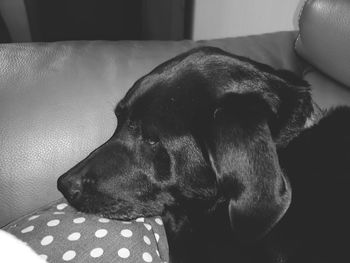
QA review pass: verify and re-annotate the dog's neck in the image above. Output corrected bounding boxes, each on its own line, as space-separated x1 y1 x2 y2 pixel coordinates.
162 198 234 263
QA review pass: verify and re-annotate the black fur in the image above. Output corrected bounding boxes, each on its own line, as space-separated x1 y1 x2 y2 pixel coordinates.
57 47 350 263
274 106 350 263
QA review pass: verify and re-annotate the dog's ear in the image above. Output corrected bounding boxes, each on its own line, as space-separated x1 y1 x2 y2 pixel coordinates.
201 92 292 242
197 61 313 241
245 65 313 147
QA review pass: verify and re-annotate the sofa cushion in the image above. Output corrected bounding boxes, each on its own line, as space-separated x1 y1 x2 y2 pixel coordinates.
2 198 169 263
295 0 350 87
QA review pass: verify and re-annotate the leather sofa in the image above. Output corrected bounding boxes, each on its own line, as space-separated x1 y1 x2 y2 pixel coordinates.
1 0 350 228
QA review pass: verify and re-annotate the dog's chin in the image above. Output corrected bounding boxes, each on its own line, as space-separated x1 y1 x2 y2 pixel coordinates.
73 205 145 221
67 197 158 221
97 210 146 221
97 204 167 221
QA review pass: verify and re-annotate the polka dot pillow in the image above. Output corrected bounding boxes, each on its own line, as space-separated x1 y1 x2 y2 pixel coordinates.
2 198 169 263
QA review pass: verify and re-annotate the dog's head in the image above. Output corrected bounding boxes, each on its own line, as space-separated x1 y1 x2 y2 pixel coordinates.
58 47 312 241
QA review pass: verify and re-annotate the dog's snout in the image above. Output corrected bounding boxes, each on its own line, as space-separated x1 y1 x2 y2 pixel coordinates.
57 172 83 203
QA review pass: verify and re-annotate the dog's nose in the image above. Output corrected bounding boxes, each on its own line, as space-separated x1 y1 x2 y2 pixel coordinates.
57 173 83 203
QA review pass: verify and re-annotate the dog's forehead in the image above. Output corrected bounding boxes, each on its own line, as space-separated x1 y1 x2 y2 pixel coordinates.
117 48 259 115
114 47 286 130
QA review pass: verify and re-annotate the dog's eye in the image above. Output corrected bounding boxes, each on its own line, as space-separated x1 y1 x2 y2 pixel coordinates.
145 138 158 145
144 134 159 145
142 125 159 145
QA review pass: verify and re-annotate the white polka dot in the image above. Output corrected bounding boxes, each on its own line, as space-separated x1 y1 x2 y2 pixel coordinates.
68 232 81 241
155 218 163 225
57 203 68 210
39 254 48 261
144 223 152 231
21 225 34 233
47 219 60 227
156 250 160 257
143 236 151 245
28 215 40 221
53 212 65 215
120 229 133 238
155 233 160 242
41 235 54 246
136 217 145 222
95 229 108 238
122 221 132 224
143 252 153 262
62 250 76 261
90 248 104 258
98 218 110 223
118 248 130 258
73 217 85 224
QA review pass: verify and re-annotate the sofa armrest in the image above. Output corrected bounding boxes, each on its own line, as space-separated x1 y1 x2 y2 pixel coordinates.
295 0 350 88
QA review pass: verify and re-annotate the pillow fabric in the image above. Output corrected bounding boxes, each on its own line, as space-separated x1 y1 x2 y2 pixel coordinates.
2 198 169 263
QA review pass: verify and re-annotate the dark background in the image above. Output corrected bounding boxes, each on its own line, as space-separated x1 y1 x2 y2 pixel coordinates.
0 0 194 43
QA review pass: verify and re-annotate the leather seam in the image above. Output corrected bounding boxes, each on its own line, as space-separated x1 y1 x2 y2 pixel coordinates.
294 0 309 52
294 34 301 51
297 0 309 28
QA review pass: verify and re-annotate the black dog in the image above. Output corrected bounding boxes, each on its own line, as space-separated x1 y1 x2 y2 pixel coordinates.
58 47 350 263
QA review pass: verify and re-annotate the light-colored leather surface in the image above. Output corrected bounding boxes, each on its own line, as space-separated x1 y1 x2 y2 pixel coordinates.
295 0 350 87
1 30 349 227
